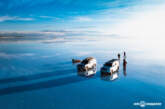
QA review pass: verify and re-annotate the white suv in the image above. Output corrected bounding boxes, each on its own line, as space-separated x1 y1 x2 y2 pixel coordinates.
77 57 97 76
101 59 119 74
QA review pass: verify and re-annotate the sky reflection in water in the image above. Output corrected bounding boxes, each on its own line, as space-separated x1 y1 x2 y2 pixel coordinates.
0 36 165 109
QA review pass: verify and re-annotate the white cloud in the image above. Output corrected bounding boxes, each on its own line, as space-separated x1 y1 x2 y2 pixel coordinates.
111 5 165 39
0 53 35 59
74 51 92 56
39 16 59 19
74 16 92 22
95 4 165 64
0 16 34 22
0 31 65 37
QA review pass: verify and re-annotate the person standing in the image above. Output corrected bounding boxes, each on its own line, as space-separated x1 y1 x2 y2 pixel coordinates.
123 51 126 60
118 53 120 60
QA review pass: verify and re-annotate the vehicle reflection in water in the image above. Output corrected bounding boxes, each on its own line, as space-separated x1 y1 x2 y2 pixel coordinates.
101 71 119 81
77 65 97 77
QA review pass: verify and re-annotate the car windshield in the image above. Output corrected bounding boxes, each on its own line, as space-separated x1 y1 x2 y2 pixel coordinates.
105 62 112 66
81 60 89 64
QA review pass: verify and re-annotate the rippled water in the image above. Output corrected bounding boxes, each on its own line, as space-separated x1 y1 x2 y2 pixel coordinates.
0 36 165 109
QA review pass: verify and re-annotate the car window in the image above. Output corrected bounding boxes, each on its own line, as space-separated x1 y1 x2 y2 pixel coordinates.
105 63 112 66
81 60 88 64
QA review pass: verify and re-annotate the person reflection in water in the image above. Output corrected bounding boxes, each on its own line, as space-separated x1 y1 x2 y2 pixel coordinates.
123 52 127 76
123 59 127 76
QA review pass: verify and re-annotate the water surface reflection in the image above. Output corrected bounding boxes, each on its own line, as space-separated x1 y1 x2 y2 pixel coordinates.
101 71 119 81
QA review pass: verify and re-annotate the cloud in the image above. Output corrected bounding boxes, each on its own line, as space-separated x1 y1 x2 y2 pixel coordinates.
74 16 92 22
0 29 119 41
41 53 60 58
0 31 65 37
74 51 92 56
0 53 35 59
0 16 34 22
41 29 115 37
111 4 165 39
39 16 59 19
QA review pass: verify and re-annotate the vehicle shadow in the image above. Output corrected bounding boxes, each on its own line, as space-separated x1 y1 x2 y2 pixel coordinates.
0 68 121 96
0 75 92 96
0 69 75 84
0 68 100 96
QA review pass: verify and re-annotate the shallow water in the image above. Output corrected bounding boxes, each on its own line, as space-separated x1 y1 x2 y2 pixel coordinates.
0 37 165 109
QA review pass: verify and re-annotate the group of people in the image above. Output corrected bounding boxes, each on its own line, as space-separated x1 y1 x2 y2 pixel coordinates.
118 51 127 76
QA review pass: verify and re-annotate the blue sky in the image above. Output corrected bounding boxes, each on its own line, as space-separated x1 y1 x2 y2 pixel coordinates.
1 0 165 65
0 0 165 32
